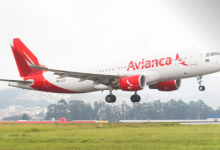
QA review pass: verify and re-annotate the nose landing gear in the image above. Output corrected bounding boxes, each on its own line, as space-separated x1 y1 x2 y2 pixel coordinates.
130 91 141 103
197 76 205 91
199 86 205 91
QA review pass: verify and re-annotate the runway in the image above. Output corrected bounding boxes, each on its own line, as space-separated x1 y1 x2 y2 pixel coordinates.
1 120 220 125
180 122 220 125
119 120 220 125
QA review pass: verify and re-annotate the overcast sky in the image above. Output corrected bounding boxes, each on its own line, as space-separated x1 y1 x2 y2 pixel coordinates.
0 0 220 101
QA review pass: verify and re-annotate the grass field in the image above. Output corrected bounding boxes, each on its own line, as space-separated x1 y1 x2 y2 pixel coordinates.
0 122 220 150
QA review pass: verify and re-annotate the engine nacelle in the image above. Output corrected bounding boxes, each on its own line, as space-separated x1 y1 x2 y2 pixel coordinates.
149 80 181 91
118 75 146 91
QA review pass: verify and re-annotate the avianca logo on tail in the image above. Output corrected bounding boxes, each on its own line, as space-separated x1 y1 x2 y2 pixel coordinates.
127 53 188 71
21 51 35 65
176 53 188 66
22 50 47 70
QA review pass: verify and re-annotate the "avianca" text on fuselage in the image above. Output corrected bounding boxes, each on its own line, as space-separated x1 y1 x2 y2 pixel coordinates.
127 57 172 71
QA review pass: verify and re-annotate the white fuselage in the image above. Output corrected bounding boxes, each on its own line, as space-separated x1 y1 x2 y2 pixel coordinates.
39 50 220 93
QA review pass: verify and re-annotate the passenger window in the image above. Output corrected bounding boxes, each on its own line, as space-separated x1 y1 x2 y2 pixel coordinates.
206 53 209 57
210 52 215 56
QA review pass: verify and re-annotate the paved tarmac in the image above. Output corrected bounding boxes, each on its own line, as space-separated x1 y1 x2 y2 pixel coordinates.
180 122 220 125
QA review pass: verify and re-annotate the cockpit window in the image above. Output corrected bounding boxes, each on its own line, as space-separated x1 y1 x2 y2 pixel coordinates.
206 53 209 57
215 52 220 55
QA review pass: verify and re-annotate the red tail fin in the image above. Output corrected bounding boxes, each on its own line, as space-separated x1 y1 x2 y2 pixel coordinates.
10 38 44 77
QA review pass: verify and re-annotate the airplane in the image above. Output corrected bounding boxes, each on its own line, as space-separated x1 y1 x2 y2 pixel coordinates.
0 38 219 103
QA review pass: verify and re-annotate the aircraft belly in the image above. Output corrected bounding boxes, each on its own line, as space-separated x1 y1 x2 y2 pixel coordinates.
43 73 95 93
53 78 95 93
159 66 198 81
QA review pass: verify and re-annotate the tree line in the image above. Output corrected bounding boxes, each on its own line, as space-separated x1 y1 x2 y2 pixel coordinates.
46 99 220 122
3 114 31 121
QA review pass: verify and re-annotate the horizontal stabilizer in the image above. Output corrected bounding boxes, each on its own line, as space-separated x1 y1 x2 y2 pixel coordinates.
0 79 33 84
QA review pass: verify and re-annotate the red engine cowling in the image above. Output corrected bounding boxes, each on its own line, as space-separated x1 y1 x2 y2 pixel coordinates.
149 80 181 91
119 75 146 91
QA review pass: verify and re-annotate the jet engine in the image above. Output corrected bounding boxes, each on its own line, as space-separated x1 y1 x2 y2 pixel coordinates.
117 75 146 91
149 80 181 91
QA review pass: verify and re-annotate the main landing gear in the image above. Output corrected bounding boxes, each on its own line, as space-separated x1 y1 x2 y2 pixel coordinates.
197 76 205 91
105 90 141 103
105 87 116 103
105 87 141 103
130 92 141 103
105 94 116 103
106 93 141 103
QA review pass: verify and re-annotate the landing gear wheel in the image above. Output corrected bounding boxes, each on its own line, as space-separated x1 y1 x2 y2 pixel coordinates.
199 86 205 91
130 95 141 103
197 76 205 91
112 95 116 103
105 95 116 103
137 95 141 102
131 95 136 103
105 95 112 103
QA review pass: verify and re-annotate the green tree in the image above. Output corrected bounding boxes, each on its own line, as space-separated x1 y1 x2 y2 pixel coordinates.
3 115 22 121
57 99 69 119
69 100 92 120
45 99 218 121
46 104 58 120
22 114 29 120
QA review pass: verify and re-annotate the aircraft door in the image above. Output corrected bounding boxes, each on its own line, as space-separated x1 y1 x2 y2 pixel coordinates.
189 50 197 65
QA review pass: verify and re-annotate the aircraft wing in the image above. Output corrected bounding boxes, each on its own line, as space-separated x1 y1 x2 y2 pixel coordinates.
30 64 121 85
0 79 33 84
